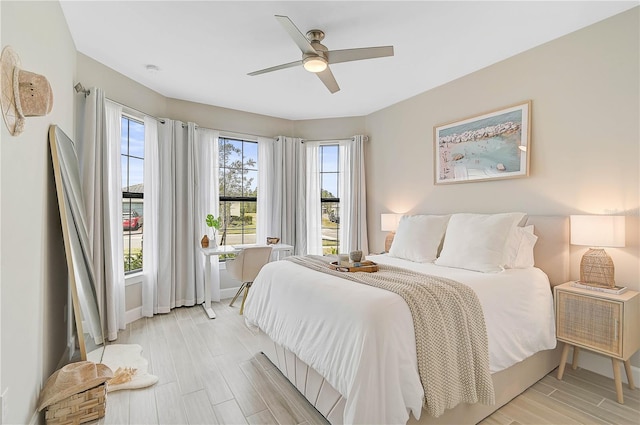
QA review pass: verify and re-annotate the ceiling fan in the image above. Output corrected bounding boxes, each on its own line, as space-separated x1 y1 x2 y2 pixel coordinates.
248 15 394 94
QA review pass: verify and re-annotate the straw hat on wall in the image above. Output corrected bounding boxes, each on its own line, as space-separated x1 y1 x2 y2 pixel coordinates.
37 361 113 412
0 46 54 136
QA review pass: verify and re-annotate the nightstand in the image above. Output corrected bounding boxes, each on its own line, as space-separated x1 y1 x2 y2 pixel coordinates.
554 282 640 404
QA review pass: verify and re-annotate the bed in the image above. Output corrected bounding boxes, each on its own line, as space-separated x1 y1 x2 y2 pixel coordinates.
244 214 569 425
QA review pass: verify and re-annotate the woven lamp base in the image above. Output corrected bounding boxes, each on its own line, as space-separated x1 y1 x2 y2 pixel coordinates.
385 232 395 253
580 248 615 288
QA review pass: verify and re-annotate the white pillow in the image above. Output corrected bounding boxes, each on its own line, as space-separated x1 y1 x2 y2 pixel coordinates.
504 225 538 268
389 215 450 263
435 212 526 273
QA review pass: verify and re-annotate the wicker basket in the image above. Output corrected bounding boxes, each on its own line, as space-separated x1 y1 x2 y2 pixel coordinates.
45 383 106 425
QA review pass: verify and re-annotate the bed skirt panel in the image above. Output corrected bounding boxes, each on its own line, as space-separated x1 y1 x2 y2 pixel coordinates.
263 340 562 425
270 342 345 424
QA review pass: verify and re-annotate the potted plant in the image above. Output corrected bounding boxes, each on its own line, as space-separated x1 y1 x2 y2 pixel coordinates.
205 214 221 247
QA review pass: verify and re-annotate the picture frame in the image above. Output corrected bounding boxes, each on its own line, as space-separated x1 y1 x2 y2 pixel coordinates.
434 100 531 184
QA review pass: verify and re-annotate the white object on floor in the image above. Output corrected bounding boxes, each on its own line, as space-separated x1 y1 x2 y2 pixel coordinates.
88 344 158 392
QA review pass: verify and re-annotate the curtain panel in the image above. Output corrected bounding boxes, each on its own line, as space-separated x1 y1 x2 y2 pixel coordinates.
156 120 195 311
194 128 220 301
256 136 308 255
339 135 369 255
305 141 323 255
142 117 159 317
76 89 126 341
154 120 220 312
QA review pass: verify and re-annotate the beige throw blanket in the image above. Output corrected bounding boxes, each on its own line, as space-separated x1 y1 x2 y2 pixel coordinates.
286 255 495 418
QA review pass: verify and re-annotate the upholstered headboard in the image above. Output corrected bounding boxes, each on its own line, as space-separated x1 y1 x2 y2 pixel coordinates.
383 214 571 287
525 215 570 286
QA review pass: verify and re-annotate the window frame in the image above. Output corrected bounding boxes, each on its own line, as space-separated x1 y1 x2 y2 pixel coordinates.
218 136 259 250
121 113 145 275
319 143 340 255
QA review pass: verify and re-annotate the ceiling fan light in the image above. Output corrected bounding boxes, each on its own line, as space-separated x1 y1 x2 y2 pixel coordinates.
303 56 327 73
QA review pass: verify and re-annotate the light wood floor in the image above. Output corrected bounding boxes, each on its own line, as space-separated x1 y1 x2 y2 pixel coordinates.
96 300 640 425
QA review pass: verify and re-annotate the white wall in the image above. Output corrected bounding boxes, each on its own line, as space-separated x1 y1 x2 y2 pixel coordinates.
1 1 76 423
293 116 366 140
365 8 639 366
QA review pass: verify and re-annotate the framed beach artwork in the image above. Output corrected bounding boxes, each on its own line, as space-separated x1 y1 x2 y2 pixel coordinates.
434 101 531 184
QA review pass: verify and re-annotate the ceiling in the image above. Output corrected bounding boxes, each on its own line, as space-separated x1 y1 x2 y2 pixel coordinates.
60 1 637 121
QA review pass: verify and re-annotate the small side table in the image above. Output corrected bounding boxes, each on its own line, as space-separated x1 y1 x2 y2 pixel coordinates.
554 282 640 404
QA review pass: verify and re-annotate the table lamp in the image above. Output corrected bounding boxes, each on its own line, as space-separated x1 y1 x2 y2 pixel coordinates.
381 213 400 252
570 215 625 288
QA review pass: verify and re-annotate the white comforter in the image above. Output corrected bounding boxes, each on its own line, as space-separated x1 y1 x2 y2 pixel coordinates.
243 254 556 425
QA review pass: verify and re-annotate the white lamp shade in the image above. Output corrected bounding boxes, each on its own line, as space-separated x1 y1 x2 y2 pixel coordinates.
381 213 400 232
570 215 625 247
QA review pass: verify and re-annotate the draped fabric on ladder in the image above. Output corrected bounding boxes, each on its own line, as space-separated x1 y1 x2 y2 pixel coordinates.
155 120 219 312
339 135 369 255
76 89 126 341
256 136 309 255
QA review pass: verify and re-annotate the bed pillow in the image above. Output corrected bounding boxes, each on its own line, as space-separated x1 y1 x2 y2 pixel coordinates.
435 212 526 273
388 215 450 263
504 225 538 268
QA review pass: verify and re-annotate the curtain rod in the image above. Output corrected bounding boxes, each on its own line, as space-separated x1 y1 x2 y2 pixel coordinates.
105 97 270 139
106 97 271 140
215 128 276 141
105 97 166 124
75 84 352 142
301 136 368 143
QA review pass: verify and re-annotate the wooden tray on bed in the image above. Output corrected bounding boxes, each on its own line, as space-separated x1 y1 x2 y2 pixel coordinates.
329 260 378 273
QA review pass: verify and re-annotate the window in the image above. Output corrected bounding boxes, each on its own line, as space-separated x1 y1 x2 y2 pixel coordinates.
218 137 258 249
320 145 340 255
121 116 144 273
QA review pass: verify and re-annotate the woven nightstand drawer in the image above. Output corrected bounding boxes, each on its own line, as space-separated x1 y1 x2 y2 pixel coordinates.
556 291 622 356
554 282 640 405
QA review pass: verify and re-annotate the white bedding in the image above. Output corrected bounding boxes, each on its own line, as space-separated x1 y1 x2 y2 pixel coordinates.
243 254 556 425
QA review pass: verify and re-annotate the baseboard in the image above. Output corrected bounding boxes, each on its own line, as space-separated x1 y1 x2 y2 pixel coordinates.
125 306 143 325
124 286 248 321
568 347 640 385
221 287 241 300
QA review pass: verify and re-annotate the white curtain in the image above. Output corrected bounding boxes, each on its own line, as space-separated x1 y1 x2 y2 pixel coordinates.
256 136 280 245
339 135 369 255
194 128 220 301
305 141 323 255
142 117 159 317
155 120 218 311
157 120 194 310
257 136 309 255
76 89 126 341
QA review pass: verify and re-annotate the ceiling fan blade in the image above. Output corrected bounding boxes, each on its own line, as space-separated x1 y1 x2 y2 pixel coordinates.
275 15 317 55
248 60 302 76
327 46 394 65
316 66 340 94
